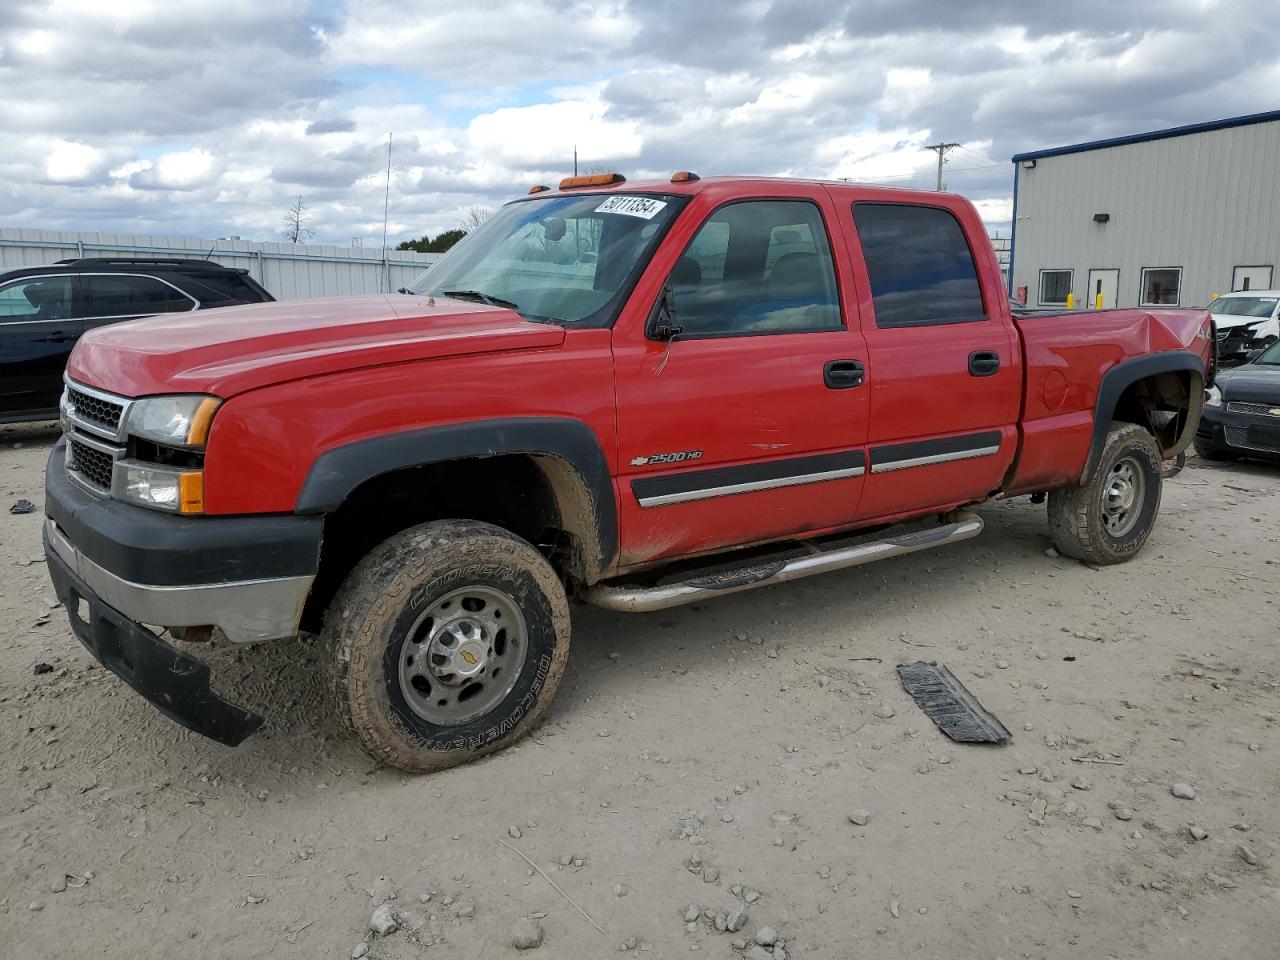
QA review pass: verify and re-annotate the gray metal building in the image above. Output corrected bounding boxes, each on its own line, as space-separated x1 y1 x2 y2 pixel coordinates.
1008 109 1280 311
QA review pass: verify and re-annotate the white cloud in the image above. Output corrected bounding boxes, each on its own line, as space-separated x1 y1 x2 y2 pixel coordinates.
43 140 107 184
467 98 642 167
130 148 219 190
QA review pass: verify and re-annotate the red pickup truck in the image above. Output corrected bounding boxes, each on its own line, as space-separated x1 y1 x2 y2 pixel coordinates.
44 173 1213 772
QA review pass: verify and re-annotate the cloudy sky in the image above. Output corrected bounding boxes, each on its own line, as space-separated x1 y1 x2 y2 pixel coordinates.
2 0 1277 247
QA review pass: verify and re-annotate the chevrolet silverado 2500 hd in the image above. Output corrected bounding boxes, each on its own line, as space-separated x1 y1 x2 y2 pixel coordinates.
44 173 1213 772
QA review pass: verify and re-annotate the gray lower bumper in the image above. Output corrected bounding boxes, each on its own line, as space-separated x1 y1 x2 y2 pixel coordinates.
45 517 314 644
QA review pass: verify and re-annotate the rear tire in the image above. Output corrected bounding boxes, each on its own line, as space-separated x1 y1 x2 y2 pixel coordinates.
1048 423 1162 565
1193 438 1237 461
325 519 571 773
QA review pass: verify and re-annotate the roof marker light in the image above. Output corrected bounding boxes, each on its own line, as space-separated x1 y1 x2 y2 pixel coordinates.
558 172 626 189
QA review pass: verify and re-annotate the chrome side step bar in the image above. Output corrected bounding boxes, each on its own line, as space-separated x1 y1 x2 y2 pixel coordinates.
586 512 984 613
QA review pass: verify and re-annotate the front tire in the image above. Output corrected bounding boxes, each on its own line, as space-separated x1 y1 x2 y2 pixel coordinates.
325 520 571 773
1048 423 1163 564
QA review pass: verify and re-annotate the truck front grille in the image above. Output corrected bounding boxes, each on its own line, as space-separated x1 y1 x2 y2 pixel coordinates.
1226 401 1280 418
1224 425 1280 453
67 436 116 492
66 385 125 435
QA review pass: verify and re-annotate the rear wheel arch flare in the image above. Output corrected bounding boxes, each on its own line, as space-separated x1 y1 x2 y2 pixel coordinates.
1083 352 1204 483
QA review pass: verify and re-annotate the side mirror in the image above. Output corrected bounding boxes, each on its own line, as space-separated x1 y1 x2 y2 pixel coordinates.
647 283 681 341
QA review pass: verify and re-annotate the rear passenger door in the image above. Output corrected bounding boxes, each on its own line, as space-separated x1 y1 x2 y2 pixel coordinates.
840 201 1021 520
80 274 198 334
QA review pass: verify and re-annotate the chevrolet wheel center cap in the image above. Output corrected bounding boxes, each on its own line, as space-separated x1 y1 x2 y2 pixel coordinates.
452 640 486 677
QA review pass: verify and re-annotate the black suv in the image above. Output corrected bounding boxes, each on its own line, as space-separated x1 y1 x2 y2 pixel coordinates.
0 258 273 424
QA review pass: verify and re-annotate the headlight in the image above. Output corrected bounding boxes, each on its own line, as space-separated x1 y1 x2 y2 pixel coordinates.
114 462 204 514
1205 384 1223 407
126 395 221 448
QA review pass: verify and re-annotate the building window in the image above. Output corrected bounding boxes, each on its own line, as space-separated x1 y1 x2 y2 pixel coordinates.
1038 269 1072 306
1140 267 1181 306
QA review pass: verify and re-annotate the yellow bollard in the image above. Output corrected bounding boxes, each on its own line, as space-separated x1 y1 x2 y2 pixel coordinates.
1066 291 1075 309
1095 292 1103 309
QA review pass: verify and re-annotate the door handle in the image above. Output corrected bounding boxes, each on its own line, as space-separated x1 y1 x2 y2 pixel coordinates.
824 359 865 389
39 333 77 343
968 351 1000 377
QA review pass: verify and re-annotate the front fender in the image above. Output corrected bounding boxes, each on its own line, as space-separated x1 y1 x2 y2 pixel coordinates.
295 417 617 575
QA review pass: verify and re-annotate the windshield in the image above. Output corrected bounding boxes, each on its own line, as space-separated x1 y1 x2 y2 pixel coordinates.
1254 340 1280 365
407 193 685 326
1208 295 1277 318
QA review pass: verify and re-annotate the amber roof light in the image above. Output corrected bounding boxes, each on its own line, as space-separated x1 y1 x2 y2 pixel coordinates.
528 184 551 194
670 171 700 182
558 172 626 189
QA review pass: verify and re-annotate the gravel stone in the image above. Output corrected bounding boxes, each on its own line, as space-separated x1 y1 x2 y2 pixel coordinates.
1236 844 1259 865
702 865 720 884
683 905 700 923
727 906 749 932
754 926 778 947
1081 817 1103 831
847 809 871 826
1171 783 1196 800
511 918 544 950
508 824 522 839
872 705 894 719
369 904 398 936
1070 777 1092 791
351 945 369 959
1189 825 1208 841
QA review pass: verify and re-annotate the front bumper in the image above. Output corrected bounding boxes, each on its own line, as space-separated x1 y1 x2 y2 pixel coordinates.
46 537 264 745
44 441 322 644
1198 403 1280 458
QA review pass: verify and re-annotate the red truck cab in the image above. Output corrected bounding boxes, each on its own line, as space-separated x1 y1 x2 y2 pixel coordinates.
45 173 1212 772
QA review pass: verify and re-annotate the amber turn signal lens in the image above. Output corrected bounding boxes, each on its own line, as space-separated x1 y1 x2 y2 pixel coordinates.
178 471 205 514
186 397 222 446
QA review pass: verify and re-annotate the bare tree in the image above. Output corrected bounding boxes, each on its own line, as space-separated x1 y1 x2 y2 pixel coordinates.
461 206 493 232
281 195 316 244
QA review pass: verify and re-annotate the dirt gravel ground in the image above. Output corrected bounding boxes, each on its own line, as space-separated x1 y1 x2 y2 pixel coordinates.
1 420 1278 960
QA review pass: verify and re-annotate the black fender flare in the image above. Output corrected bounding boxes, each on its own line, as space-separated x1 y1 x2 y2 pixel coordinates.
1082 350 1205 482
296 417 617 574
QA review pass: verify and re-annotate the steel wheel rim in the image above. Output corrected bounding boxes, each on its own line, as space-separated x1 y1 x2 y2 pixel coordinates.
398 585 528 726
1102 455 1146 538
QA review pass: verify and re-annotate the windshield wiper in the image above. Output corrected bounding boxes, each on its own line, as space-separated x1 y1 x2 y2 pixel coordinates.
441 289 520 310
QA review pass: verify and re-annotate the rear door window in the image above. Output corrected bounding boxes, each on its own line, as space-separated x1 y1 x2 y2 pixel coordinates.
83 275 196 317
852 203 986 327
179 272 270 306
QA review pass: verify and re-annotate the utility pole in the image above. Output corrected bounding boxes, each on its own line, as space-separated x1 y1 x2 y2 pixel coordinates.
925 142 960 191
573 145 578 177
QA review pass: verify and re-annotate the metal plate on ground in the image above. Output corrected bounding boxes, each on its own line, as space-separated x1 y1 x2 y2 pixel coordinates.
896 661 1011 744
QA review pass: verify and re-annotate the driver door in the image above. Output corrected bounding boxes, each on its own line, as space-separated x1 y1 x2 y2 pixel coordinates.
611 189 870 569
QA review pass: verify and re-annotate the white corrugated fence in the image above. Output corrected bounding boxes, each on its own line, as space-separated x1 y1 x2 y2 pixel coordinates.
0 228 439 300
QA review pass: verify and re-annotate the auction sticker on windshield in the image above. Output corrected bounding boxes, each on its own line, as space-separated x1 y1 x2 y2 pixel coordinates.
596 196 668 219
